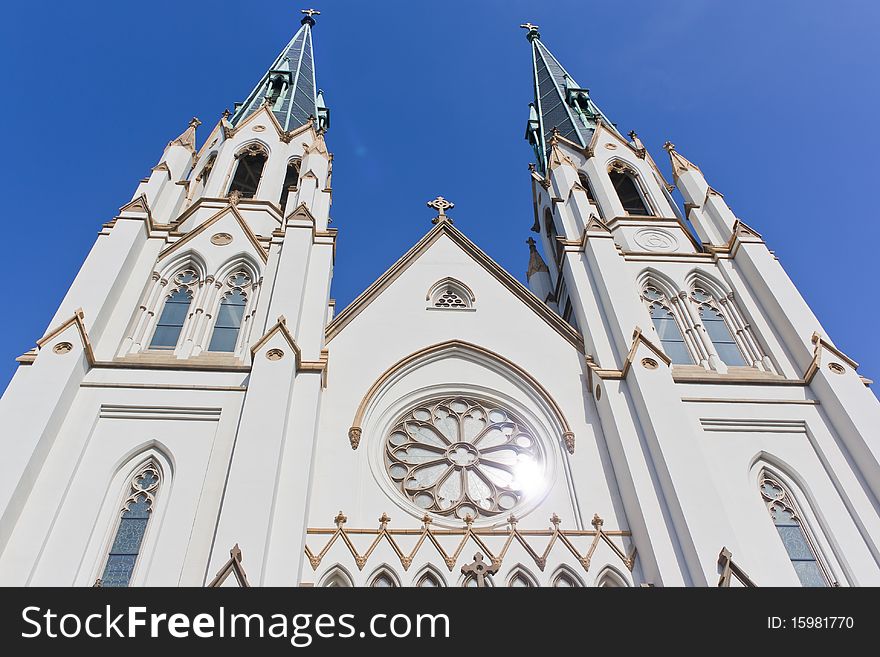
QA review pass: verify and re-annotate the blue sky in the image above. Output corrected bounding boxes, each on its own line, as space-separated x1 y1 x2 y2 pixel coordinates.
0 1 877 390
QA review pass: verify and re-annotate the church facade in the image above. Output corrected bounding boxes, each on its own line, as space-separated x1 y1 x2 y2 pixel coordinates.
1 13 878 588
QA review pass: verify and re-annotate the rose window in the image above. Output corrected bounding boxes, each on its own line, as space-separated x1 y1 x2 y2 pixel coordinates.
384 397 545 520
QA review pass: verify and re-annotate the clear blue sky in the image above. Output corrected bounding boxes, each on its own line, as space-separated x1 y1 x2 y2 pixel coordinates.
0 1 877 390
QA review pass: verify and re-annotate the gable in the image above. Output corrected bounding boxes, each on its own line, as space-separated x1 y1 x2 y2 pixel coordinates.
326 223 583 351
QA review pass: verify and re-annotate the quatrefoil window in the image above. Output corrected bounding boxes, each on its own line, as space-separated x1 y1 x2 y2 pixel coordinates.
384 397 545 520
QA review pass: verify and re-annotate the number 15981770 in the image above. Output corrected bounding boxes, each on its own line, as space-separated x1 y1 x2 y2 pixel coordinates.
768 617 854 629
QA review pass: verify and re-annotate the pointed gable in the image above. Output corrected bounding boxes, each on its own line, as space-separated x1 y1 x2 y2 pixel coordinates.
326 222 583 350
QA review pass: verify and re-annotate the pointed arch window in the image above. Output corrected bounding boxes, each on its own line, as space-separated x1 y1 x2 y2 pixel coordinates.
321 568 353 587
99 461 161 587
596 568 628 587
208 271 251 353
609 162 652 216
370 571 397 587
691 287 746 366
578 172 603 217
279 159 300 215
552 570 581 587
228 143 268 199
416 571 443 587
149 269 197 350
544 208 563 264
642 284 693 364
196 153 216 188
759 471 829 587
508 571 536 587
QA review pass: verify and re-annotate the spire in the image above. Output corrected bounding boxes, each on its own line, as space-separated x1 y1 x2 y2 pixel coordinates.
663 141 702 179
231 9 327 132
522 24 619 172
526 237 550 278
168 117 200 152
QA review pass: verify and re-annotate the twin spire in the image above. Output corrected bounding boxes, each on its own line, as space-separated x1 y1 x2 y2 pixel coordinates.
522 22 619 173
231 9 329 132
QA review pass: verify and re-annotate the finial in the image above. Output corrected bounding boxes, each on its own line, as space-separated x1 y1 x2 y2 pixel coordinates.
378 512 391 528
301 8 320 26
663 141 676 153
528 162 536 173
527 236 537 250
222 108 231 120
519 22 540 41
550 513 561 528
189 117 202 128
591 513 604 529
334 510 347 528
427 196 454 224
628 130 637 140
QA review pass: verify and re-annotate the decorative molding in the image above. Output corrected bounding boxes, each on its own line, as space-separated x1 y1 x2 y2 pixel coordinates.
700 418 807 434
305 512 635 575
249 317 328 385
158 205 268 263
99 405 222 422
207 544 251 588
346 340 575 454
804 331 859 383
34 308 96 366
325 221 584 351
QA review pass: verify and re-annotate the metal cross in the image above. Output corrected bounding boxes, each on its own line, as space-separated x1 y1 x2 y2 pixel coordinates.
461 552 499 588
519 22 539 31
301 8 321 18
427 196 454 224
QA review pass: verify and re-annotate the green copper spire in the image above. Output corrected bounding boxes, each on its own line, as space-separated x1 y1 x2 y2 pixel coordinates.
522 24 618 171
232 9 329 132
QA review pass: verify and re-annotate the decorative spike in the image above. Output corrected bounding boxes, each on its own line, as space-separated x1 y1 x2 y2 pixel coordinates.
334 510 347 528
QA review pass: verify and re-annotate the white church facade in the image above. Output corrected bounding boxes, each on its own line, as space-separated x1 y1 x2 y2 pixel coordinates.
1 13 878 588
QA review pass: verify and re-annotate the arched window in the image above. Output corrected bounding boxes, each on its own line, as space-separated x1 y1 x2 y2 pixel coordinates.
228 143 268 199
759 470 830 587
208 271 251 353
370 569 398 587
150 269 197 350
691 287 746 366
196 153 216 189
415 571 444 587
642 284 693 364
320 567 353 587
279 159 300 215
544 208 563 263
551 568 583 587
609 162 652 216
426 278 475 310
507 567 538 587
596 568 628 587
99 460 161 587
578 173 602 217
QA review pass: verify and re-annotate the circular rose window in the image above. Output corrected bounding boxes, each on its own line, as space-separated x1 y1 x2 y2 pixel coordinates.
384 396 545 520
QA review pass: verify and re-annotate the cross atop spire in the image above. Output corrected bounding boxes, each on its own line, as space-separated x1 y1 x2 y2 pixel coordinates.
300 8 320 25
520 22 540 41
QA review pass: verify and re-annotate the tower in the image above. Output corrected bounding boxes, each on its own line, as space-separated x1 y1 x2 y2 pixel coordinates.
0 10 333 587
521 23 880 586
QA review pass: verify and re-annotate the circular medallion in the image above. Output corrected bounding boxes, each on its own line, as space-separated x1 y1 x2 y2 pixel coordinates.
828 362 845 375
210 233 233 246
634 228 678 252
252 125 266 132
266 348 284 361
52 342 73 355
641 357 659 370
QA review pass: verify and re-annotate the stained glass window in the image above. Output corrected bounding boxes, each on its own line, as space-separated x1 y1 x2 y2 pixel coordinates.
692 288 746 366
643 285 692 364
760 472 828 587
384 397 545 521
100 462 160 587
150 287 193 350
209 272 250 352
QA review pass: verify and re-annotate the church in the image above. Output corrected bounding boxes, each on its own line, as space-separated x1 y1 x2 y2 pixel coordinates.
1 10 878 588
